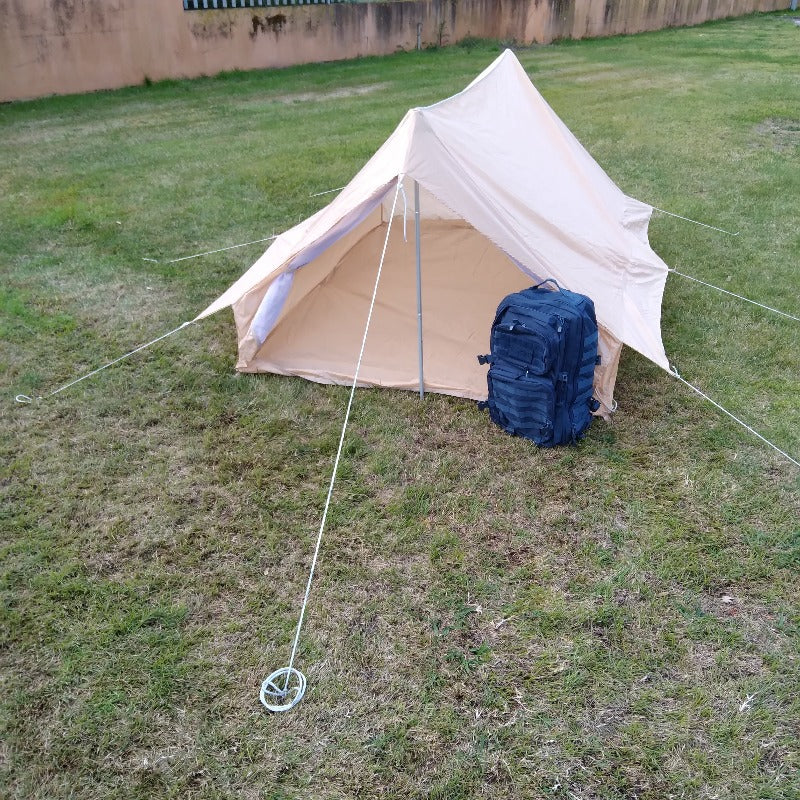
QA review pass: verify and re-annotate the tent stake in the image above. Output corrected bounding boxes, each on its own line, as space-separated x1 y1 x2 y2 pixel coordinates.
414 180 424 399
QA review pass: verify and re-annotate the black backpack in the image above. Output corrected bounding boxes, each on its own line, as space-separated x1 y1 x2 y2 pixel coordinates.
478 280 600 446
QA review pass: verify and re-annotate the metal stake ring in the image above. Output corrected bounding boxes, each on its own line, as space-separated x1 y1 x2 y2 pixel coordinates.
259 667 307 712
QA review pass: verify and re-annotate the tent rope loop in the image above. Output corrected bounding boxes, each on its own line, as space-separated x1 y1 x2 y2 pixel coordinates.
260 176 406 713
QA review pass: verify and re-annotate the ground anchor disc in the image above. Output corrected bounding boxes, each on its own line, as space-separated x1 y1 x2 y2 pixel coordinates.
260 667 307 712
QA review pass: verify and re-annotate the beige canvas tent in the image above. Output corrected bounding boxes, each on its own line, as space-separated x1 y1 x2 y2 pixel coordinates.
197 49 671 414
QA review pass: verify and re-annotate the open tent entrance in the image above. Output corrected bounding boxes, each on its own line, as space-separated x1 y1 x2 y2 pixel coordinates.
233 179 624 413
197 49 673 417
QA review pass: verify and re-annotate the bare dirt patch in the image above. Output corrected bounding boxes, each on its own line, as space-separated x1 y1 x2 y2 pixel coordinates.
753 118 800 151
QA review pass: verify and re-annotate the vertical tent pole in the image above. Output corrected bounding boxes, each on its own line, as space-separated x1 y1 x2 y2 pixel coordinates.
414 180 424 399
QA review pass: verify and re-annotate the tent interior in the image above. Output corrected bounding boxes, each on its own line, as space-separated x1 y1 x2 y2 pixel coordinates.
231 178 623 414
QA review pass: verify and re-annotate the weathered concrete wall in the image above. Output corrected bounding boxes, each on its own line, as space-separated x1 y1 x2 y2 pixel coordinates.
0 0 788 102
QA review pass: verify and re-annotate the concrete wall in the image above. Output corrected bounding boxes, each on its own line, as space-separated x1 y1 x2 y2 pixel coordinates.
0 0 788 102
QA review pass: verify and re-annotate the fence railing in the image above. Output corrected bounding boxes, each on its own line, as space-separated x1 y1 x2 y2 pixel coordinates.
183 0 346 9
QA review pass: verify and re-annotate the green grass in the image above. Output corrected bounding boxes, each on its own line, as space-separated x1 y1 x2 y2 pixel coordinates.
2 12 799 800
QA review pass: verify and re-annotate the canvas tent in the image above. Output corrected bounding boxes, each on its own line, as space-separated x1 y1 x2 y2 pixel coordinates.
197 49 671 414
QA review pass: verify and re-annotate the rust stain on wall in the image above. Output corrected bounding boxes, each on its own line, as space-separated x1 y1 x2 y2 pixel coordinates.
88 0 105 32
250 13 287 38
51 0 77 36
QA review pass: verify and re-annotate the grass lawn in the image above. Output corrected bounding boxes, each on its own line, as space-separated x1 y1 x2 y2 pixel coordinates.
2 11 799 800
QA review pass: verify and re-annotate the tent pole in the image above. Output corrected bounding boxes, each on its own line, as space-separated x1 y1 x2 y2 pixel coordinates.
414 180 424 399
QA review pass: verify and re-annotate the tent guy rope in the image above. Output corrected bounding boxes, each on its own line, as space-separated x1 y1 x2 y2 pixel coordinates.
306 185 741 238
670 366 800 469
259 176 406 713
142 235 278 265
651 207 739 236
309 185 347 198
14 321 194 405
668 269 800 322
